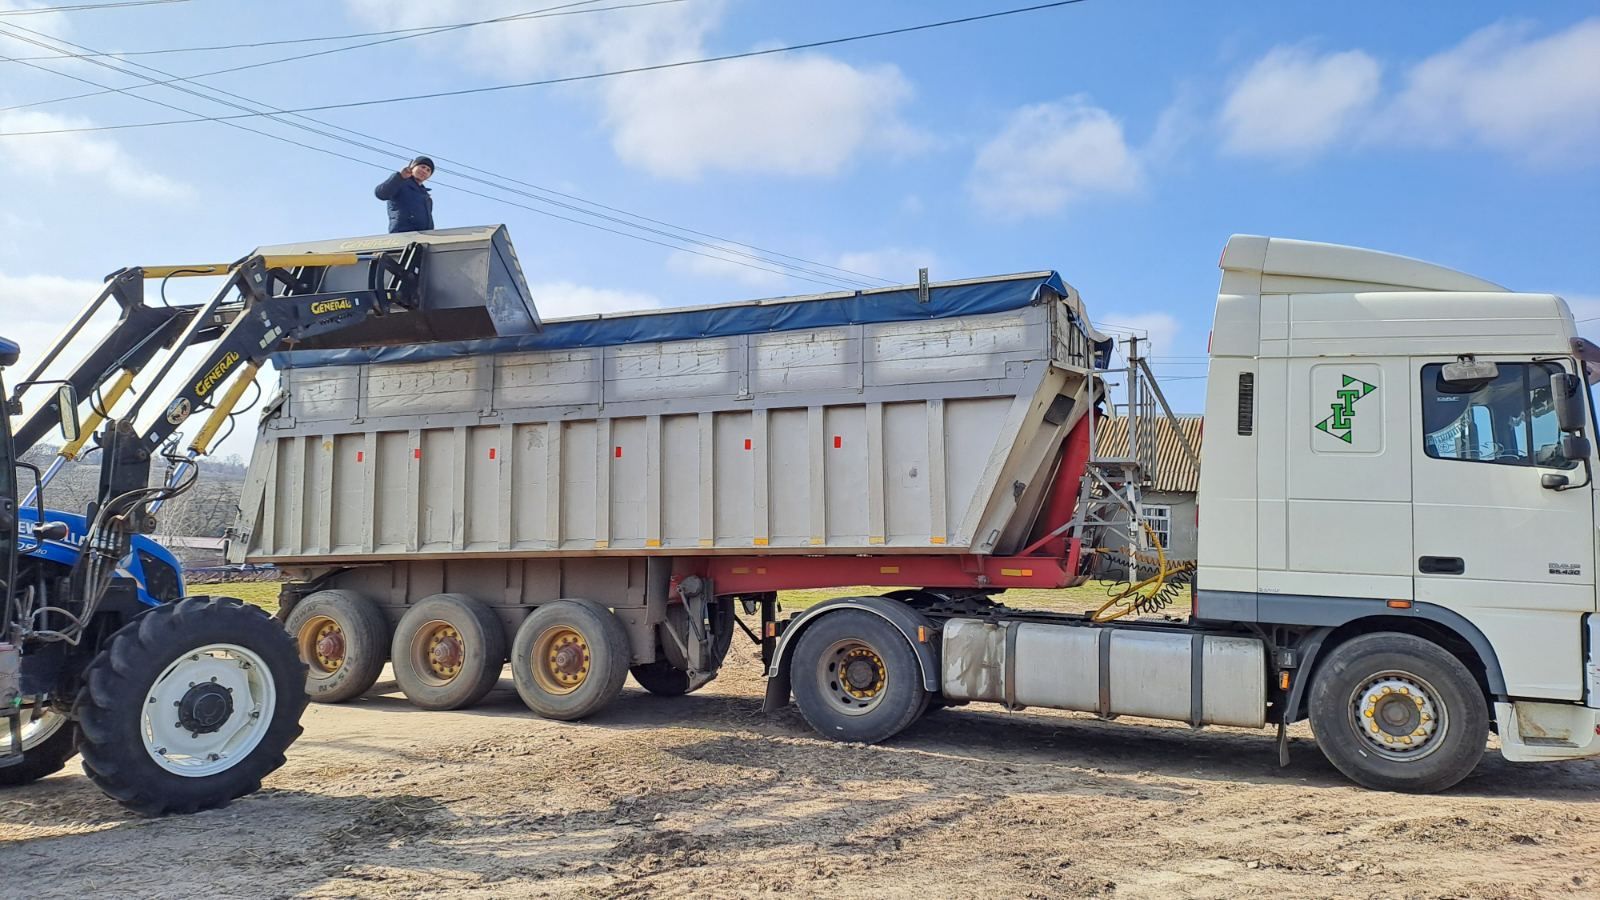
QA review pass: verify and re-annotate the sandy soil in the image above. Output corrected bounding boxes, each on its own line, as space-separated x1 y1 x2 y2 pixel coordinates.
2 646 1598 900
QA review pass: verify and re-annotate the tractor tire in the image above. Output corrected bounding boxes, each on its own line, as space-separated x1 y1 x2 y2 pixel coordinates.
286 590 390 704
0 706 78 787
75 596 308 816
390 593 507 711
790 609 928 744
511 600 630 721
1308 632 1489 793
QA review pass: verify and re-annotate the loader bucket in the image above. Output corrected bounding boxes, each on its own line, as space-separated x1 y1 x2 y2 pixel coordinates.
253 225 540 348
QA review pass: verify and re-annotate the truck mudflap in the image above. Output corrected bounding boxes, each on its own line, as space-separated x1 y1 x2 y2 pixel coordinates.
762 597 939 712
1496 701 1600 762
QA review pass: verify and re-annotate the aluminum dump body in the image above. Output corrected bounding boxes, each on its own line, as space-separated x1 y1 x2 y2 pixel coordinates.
232 272 1108 565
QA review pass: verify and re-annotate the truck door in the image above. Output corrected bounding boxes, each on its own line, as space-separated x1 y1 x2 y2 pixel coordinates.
1411 358 1596 700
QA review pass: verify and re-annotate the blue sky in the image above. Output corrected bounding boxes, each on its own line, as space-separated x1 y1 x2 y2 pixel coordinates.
2 0 1597 458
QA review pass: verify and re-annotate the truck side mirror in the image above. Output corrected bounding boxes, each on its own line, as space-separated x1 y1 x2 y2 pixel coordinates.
56 384 79 443
1561 433 1590 461
1552 372 1586 434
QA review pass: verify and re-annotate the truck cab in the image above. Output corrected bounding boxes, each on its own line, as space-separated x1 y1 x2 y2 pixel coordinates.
1198 235 1600 775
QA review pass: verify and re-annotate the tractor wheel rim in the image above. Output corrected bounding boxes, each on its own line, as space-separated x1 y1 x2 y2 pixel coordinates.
531 625 591 695
141 643 276 778
298 615 345 675
1348 671 1447 762
1 701 67 753
818 639 888 717
409 620 466 686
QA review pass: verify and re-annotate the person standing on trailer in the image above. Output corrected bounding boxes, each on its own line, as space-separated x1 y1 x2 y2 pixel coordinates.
374 156 435 234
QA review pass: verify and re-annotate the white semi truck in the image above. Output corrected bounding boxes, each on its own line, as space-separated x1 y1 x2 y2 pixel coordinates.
232 230 1600 793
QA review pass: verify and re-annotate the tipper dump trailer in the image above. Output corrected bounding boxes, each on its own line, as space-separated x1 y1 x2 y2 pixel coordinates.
0 225 540 813
239 231 1600 793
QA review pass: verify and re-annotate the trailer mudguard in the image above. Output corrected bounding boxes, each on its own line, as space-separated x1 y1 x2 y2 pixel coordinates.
762 596 939 712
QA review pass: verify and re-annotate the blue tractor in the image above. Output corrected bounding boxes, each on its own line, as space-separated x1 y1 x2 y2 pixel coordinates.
0 229 528 814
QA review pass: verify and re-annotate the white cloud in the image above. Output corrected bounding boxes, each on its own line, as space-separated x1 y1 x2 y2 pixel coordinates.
529 280 660 318
968 97 1143 219
835 248 939 283
666 250 784 289
0 110 190 200
342 0 922 180
604 55 920 180
1219 46 1381 158
1382 18 1600 166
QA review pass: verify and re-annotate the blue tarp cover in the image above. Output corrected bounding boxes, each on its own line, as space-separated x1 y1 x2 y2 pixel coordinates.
278 271 1082 369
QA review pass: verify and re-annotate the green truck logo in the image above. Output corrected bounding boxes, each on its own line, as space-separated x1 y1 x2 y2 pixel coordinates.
1315 375 1376 444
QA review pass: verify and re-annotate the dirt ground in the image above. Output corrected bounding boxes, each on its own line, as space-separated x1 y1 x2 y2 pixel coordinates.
2 644 1598 900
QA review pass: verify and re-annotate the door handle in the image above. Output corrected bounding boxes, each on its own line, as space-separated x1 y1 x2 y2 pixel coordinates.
1418 556 1465 575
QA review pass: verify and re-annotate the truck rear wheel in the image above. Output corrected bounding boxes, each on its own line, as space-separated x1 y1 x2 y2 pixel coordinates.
0 704 77 786
75 596 307 817
511 600 630 720
390 594 507 710
1308 632 1488 793
791 610 928 744
286 590 389 704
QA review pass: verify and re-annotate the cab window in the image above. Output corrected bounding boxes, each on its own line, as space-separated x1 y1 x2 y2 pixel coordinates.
1420 362 1576 468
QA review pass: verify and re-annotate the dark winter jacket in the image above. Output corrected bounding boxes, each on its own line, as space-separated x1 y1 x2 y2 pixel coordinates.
374 172 434 233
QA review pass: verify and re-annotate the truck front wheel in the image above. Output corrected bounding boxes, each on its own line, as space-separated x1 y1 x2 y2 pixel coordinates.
790 610 929 744
1308 632 1488 793
75 596 308 816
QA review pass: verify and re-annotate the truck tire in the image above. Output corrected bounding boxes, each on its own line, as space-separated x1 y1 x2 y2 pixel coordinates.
630 659 694 696
390 594 507 711
1308 632 1489 793
510 600 630 721
74 596 308 817
630 599 736 696
0 706 77 787
286 590 389 704
790 610 928 744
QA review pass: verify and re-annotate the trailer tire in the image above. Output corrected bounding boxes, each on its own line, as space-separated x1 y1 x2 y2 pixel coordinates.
511 600 630 721
75 596 307 817
390 594 507 711
1308 632 1488 793
0 707 77 787
630 660 693 696
286 590 389 704
791 610 928 744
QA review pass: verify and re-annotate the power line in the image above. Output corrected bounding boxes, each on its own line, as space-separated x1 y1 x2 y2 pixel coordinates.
0 0 189 15
0 21 870 291
1 0 675 115
3 0 680 60
0 0 1092 136
0 6 898 288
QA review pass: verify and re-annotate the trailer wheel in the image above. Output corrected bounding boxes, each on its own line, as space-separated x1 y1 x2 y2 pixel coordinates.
0 704 77 787
630 660 694 696
390 594 507 711
510 600 630 721
1308 632 1489 793
286 590 389 704
75 596 307 817
791 610 928 744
